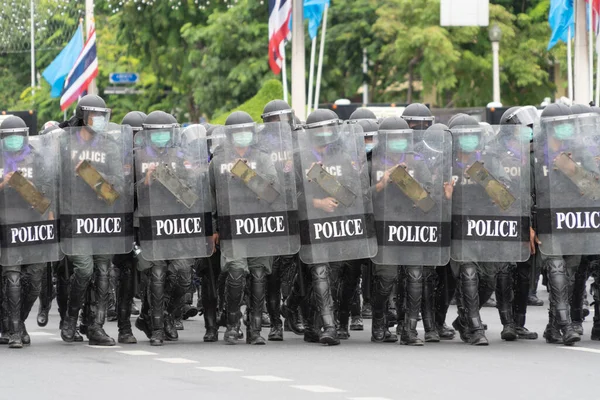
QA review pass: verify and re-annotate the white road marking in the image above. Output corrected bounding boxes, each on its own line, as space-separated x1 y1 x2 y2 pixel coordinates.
291 385 347 393
87 345 122 349
117 350 158 356
28 332 55 336
155 358 198 364
197 366 243 372
242 375 292 382
348 397 394 400
559 346 600 354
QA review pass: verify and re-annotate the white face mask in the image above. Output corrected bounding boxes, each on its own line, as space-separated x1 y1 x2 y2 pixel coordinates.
91 116 107 132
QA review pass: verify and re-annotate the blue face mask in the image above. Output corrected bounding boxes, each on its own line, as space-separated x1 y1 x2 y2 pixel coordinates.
520 126 533 142
90 116 107 132
365 143 375 153
233 131 253 147
388 138 408 152
150 131 171 147
554 124 574 140
458 135 479 152
3 135 25 152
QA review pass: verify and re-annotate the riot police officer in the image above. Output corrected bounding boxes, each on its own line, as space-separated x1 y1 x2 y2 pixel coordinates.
59 94 133 346
497 106 539 340
260 100 301 341
0 116 60 348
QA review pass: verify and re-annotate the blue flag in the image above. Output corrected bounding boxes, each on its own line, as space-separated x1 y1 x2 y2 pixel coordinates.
42 24 84 98
548 0 574 50
288 0 330 40
305 0 330 40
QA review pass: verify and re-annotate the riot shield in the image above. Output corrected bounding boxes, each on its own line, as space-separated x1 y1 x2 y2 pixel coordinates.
135 124 214 261
59 126 134 255
371 127 452 266
212 122 299 259
0 135 61 265
534 113 600 255
295 122 377 264
450 125 530 262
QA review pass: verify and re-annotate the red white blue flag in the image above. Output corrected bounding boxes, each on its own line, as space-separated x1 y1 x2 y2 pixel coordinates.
60 25 98 111
268 0 292 75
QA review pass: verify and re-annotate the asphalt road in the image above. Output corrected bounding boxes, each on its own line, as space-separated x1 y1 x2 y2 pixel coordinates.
1 285 598 400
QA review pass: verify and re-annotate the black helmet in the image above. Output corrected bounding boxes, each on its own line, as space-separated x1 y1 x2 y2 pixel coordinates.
570 103 593 115
305 109 341 146
449 115 484 153
357 119 379 137
75 94 111 131
402 103 434 129
261 99 296 129
349 108 377 121
0 115 29 152
500 107 521 125
142 111 178 148
225 111 256 148
448 113 468 127
121 111 147 133
378 117 413 153
541 103 571 120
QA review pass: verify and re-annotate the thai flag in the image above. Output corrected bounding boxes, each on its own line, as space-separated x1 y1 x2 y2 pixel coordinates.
60 26 99 111
268 0 292 75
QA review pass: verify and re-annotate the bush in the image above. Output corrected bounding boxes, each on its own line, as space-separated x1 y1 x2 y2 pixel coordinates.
210 79 284 125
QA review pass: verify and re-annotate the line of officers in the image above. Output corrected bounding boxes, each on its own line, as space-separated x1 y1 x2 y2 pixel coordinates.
0 94 599 350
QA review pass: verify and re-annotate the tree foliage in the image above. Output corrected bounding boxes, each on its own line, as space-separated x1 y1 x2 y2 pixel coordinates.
0 0 573 128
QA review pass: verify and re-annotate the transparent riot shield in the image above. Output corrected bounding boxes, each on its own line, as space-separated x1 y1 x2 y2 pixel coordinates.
135 124 214 261
0 135 61 265
371 127 452 266
450 124 530 262
295 122 377 264
534 113 600 255
59 126 134 255
212 122 299 259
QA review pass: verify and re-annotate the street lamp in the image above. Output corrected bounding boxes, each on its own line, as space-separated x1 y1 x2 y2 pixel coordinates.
489 23 502 105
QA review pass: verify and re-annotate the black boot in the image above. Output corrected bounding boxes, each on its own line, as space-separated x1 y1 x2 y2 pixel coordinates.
458 263 488 346
116 264 137 344
19 267 43 346
5 272 23 349
107 264 117 322
546 258 579 346
61 264 90 343
337 311 350 340
164 313 179 341
349 284 363 331
201 276 219 342
148 265 166 344
434 265 456 340
37 265 52 327
247 268 267 345
266 267 283 341
592 281 600 340
543 311 563 344
514 313 538 340
282 272 306 335
496 267 517 341
311 264 339 346
370 274 397 343
422 267 439 343
400 266 423 345
87 261 115 346
223 269 245 345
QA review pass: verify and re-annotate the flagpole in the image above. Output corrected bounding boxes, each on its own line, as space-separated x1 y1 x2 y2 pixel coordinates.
307 38 317 115
291 0 306 120
589 2 594 101
313 4 328 111
568 26 574 100
282 44 289 104
30 0 35 97
86 0 98 96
